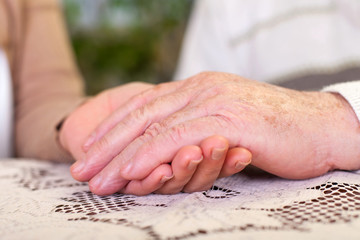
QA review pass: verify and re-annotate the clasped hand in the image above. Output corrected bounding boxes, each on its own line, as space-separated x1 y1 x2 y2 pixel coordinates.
61 72 360 196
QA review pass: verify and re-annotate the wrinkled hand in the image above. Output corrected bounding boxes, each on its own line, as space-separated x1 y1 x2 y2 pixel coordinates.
60 82 251 195
80 72 360 196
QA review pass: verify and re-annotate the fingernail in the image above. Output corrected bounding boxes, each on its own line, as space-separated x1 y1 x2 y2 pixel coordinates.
211 147 226 161
187 156 203 170
83 132 96 150
160 175 174 184
71 161 85 174
235 158 252 169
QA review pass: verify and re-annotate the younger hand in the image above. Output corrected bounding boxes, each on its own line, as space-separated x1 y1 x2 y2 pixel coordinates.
118 136 252 195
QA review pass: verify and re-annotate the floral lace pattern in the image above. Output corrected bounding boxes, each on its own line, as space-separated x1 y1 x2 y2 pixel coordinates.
1 159 360 239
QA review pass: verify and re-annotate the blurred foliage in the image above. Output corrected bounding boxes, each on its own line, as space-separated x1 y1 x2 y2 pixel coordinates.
63 0 193 95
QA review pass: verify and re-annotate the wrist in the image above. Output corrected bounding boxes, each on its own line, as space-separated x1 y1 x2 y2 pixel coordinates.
58 116 71 154
57 97 90 160
321 92 360 171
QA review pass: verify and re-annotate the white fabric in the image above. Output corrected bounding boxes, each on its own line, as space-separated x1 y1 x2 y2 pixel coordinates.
1 158 360 239
0 49 13 158
174 0 360 123
323 81 360 121
174 0 360 84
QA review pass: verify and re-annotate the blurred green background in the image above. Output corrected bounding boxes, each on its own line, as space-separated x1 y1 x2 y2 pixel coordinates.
63 0 193 95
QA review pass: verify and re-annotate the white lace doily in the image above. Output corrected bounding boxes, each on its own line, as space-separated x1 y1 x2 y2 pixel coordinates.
1 159 360 239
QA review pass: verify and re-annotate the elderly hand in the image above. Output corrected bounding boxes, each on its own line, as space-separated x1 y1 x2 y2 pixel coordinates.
80 72 360 196
60 81 251 195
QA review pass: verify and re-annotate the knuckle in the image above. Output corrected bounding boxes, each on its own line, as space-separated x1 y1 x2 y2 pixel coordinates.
130 91 150 109
128 107 148 125
167 124 187 144
211 114 233 130
142 122 165 140
152 82 168 92
94 136 112 154
138 82 168 101
133 94 147 108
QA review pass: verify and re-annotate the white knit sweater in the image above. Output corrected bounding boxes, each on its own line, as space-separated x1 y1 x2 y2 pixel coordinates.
174 0 360 122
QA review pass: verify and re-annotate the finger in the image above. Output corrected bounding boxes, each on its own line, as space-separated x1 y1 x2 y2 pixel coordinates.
118 115 238 180
88 171 130 196
72 85 195 182
120 164 173 196
182 136 229 193
82 81 184 151
155 145 203 194
81 82 154 152
87 94 226 183
218 147 252 178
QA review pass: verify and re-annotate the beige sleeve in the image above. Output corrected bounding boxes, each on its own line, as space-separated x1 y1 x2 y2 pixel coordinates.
14 0 85 162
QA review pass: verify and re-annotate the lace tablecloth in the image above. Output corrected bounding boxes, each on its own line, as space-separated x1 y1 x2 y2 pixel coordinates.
1 159 360 239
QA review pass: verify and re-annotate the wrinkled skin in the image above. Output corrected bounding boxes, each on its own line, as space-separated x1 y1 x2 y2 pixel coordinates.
60 81 251 195
75 72 360 196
